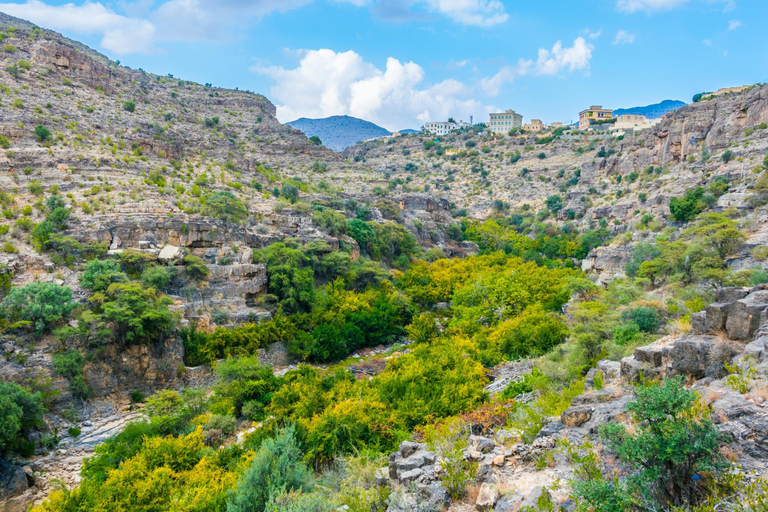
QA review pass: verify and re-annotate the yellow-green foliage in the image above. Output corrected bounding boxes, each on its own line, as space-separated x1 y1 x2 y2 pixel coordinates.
34 429 245 512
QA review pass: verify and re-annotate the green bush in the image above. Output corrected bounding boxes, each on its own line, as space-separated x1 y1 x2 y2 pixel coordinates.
203 190 248 223
613 322 640 345
621 306 659 333
53 350 92 399
669 187 705 222
80 259 125 292
584 377 729 510
0 381 44 454
308 135 322 145
141 265 172 291
227 425 312 512
2 282 75 334
34 124 51 142
91 282 175 344
123 100 136 112
312 209 346 237
281 184 300 203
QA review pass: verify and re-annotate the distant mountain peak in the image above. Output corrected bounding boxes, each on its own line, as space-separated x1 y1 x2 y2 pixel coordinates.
614 99 686 119
286 115 391 151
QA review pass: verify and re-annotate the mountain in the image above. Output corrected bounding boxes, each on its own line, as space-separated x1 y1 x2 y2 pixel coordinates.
398 129 420 134
286 115 391 151
614 99 686 119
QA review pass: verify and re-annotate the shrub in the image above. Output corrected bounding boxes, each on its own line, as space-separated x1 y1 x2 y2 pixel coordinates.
91 282 175 344
140 265 172 291
308 135 322 145
281 184 300 203
52 350 91 399
721 149 734 163
621 306 659 333
2 282 75 334
669 186 705 222
587 377 729 510
0 381 44 454
203 190 248 223
545 195 563 213
312 209 346 237
123 100 136 112
80 259 125 292
227 425 312 512
537 152 546 159
35 125 51 142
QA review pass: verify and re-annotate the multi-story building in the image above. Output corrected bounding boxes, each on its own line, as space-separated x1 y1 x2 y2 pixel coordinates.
522 119 544 132
488 110 523 134
424 120 470 136
578 105 613 131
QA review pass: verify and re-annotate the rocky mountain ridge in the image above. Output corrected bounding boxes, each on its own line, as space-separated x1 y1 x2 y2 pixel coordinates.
286 115 392 151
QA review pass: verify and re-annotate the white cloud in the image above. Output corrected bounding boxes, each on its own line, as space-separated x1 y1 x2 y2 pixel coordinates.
727 19 742 30
480 37 593 96
616 0 689 13
150 0 314 42
613 30 635 45
585 29 602 39
255 49 492 130
702 39 712 45
0 0 156 53
420 0 508 26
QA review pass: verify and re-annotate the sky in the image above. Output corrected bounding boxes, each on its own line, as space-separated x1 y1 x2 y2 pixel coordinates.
0 0 765 130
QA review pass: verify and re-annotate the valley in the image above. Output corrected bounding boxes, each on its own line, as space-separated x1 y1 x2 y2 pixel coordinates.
0 10 768 512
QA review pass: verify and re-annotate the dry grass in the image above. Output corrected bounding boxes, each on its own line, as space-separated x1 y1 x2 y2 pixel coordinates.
751 384 768 402
700 388 723 407
465 484 481 503
720 444 739 462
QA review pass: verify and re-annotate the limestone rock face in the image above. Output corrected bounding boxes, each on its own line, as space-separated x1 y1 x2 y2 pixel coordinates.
0 459 29 503
726 291 768 340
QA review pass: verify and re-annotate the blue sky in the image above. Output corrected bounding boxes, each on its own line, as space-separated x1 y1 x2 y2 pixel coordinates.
1 0 765 130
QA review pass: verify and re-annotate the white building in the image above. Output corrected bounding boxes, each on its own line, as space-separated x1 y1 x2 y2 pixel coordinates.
488 110 523 135
424 120 470 136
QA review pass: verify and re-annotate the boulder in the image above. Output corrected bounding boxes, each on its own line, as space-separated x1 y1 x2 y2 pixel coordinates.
634 344 664 367
596 359 621 380
520 486 550 509
468 435 496 454
704 302 732 333
0 459 29 502
493 494 522 512
476 462 493 483
561 405 594 427
666 336 725 379
475 483 500 511
158 244 184 263
726 291 768 340
744 336 768 362
536 420 564 439
715 287 750 304
691 311 707 335
398 468 423 483
621 356 661 382
399 441 424 458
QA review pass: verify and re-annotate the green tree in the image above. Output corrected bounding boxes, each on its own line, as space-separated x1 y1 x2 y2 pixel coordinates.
281 184 300 204
669 187 705 222
684 213 745 259
588 377 729 510
312 209 346 237
204 191 248 223
308 135 322 145
2 282 75 334
34 125 51 142
0 382 44 455
80 259 126 292
91 282 175 344
545 195 563 213
227 425 313 512
256 243 315 313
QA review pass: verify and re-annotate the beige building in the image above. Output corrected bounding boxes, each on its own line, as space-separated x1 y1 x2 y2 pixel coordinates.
612 114 661 134
579 105 613 131
489 110 523 134
522 119 544 132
